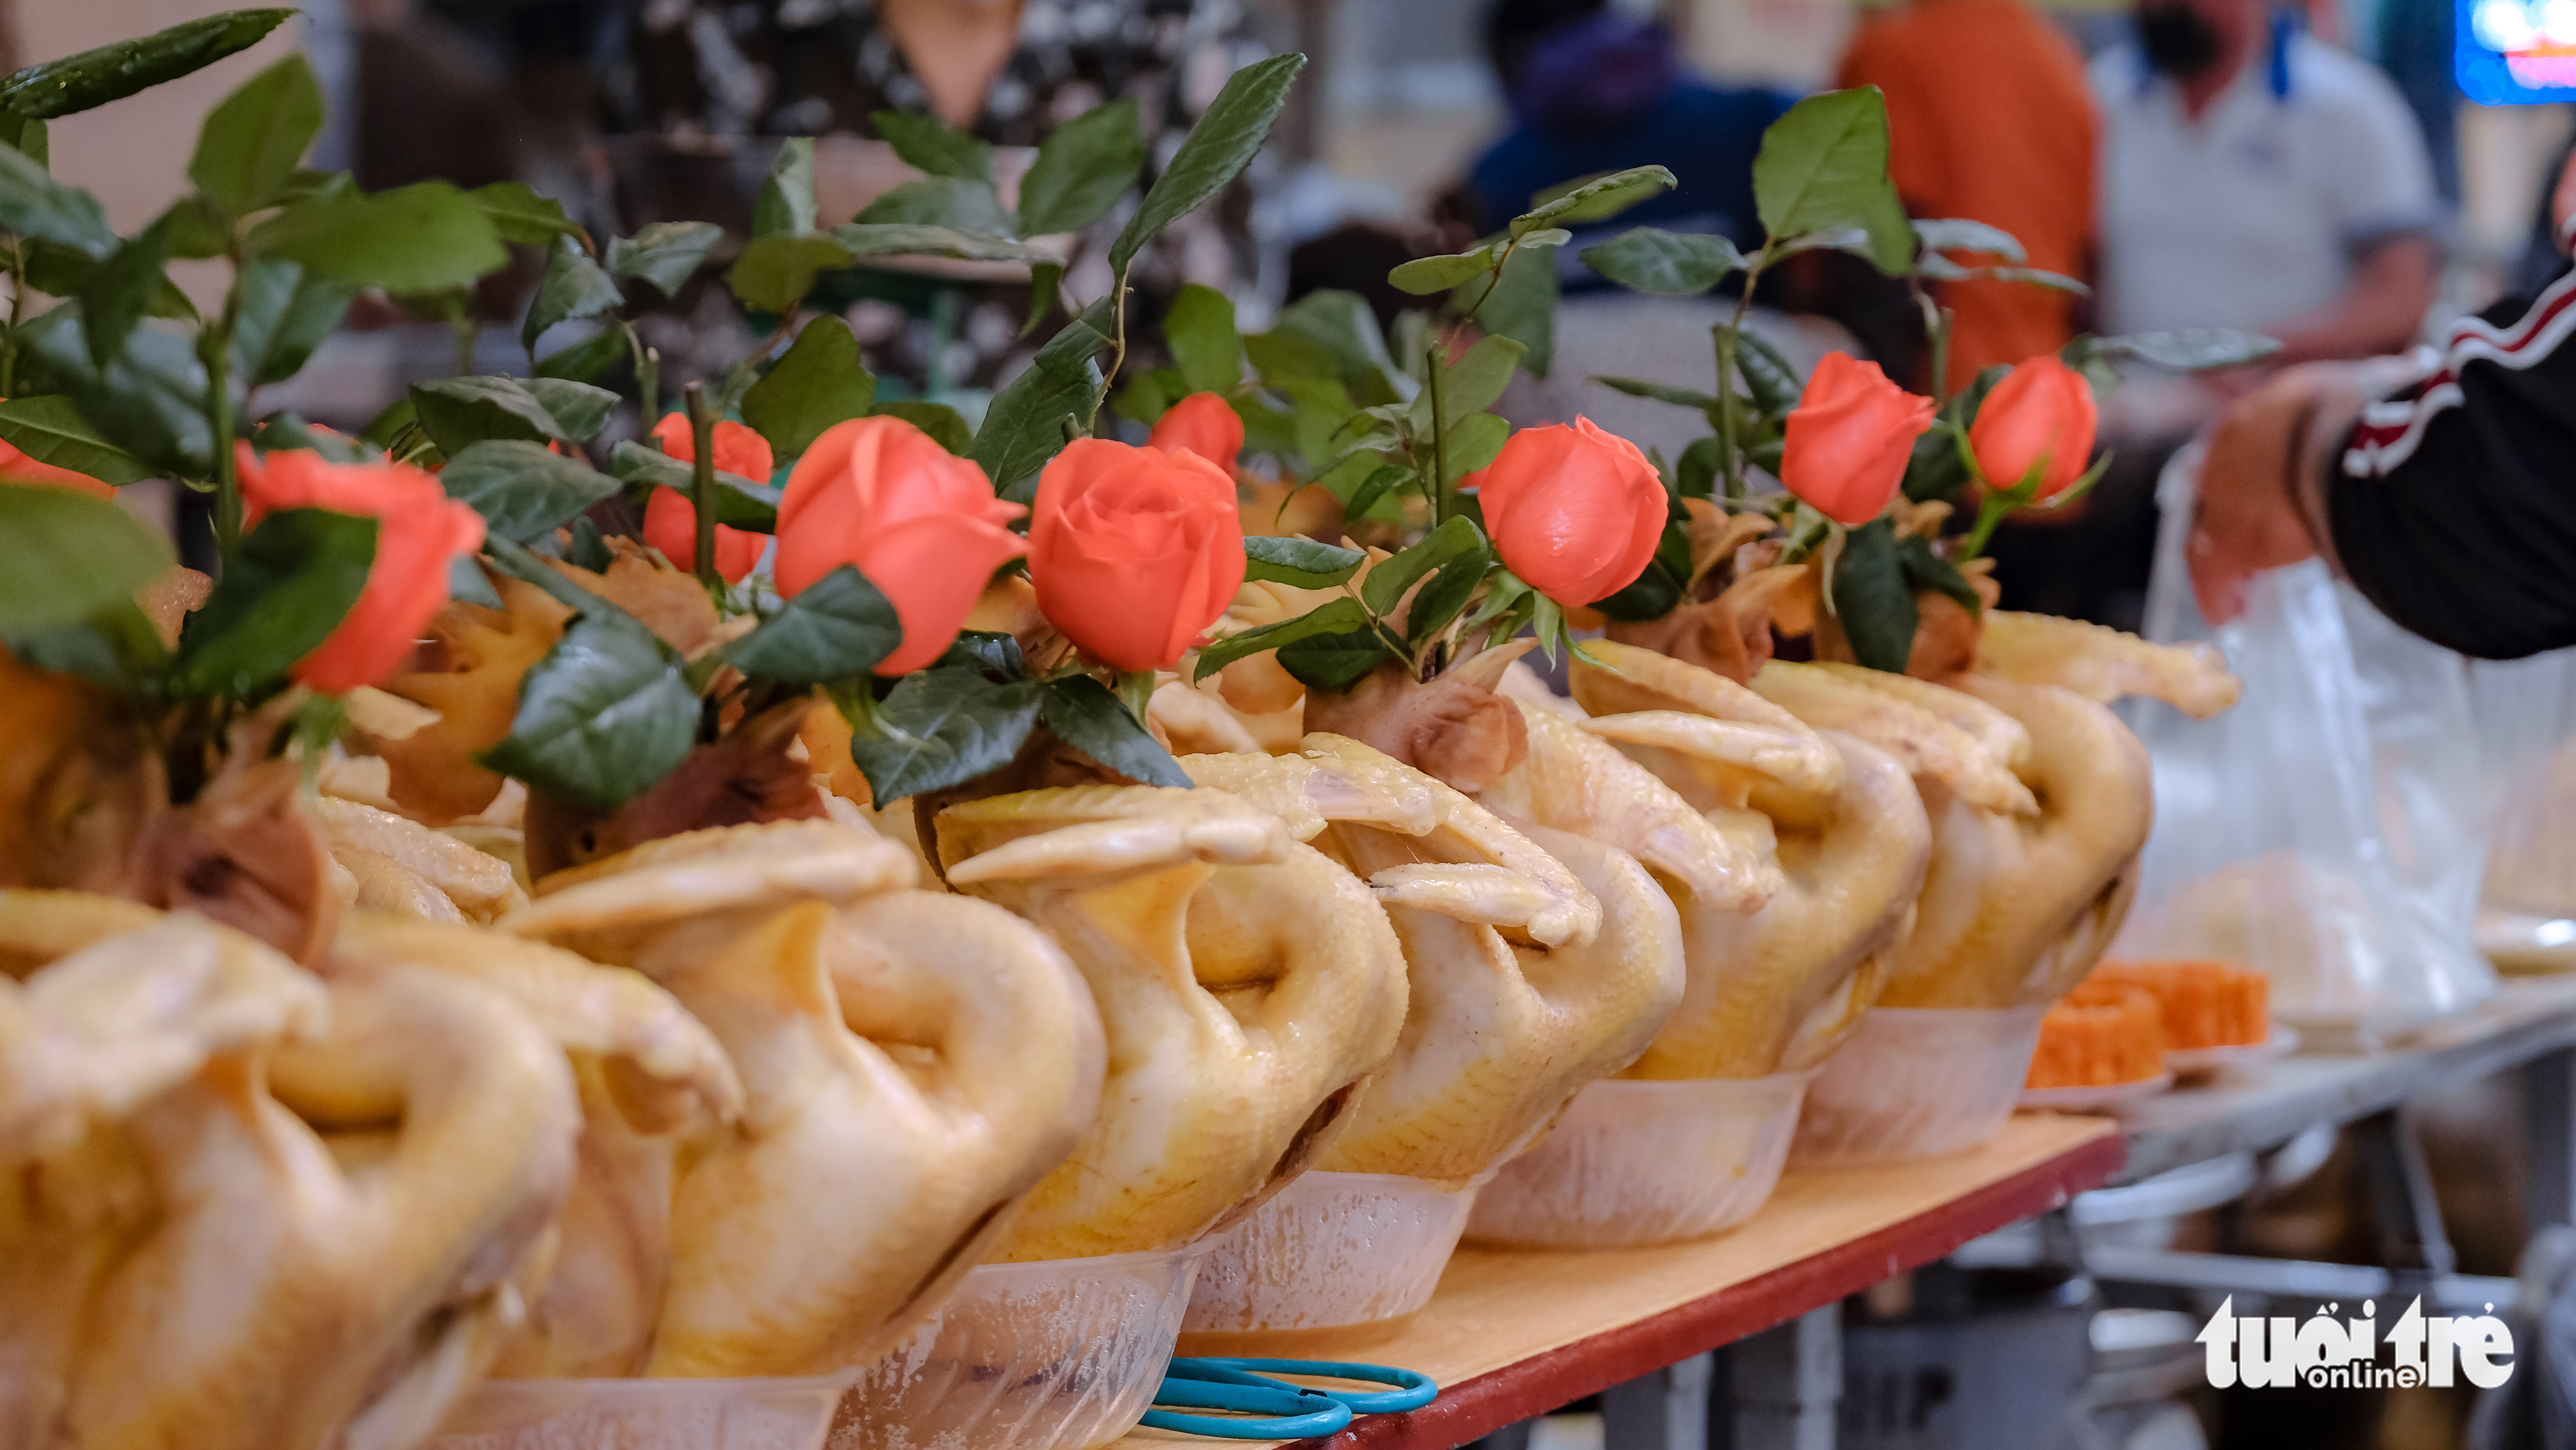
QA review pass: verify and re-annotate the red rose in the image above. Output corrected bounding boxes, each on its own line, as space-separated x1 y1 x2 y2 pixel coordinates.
643 412 772 583
1968 354 2097 500
1028 437 1244 672
235 445 486 694
774 415 1026 674
1779 351 1936 526
1148 391 1244 476
1465 417 1666 607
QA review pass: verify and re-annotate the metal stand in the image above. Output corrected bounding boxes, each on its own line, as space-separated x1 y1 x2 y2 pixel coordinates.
1602 1351 1713 1450
2523 1045 2576 1232
1725 1308 1840 1450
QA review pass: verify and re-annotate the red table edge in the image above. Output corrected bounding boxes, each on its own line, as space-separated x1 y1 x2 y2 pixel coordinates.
1308 1127 2128 1450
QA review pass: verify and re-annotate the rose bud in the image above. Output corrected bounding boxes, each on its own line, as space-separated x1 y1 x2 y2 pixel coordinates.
235 444 486 695
775 415 1027 674
1779 351 1936 526
643 411 774 583
1465 417 1667 608
1968 354 2097 499
1029 437 1245 672
1148 391 1244 476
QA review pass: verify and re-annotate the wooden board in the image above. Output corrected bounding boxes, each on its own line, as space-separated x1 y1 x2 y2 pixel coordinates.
1124 1113 2122 1450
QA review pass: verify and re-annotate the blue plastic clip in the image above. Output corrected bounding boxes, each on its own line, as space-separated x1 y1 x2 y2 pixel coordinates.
1141 1358 1438 1438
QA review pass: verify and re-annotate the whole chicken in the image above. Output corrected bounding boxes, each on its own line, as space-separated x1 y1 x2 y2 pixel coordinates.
1184 738 1683 1186
318 798 529 925
935 784 1408 1259
503 821 1105 1375
0 897 579 1450
1566 644 1933 1078
327 913 742 1378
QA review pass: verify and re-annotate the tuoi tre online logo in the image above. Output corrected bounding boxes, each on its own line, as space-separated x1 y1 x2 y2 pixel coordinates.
2197 1295 2515 1389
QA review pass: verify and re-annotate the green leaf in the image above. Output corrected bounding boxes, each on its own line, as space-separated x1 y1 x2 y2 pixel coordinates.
832 222 1050 262
229 258 354 386
19 305 212 479
869 400 973 456
1516 228 1572 249
409 376 557 452
437 440 622 544
1595 375 1721 414
253 411 370 463
1581 227 1746 296
0 145 113 254
470 181 581 245
1751 88 1911 274
536 326 632 385
1676 437 1721 500
1041 675 1190 786
1018 97 1147 237
1279 627 1395 692
0 395 156 485
1829 518 1917 673
0 112 46 167
607 220 724 296
1388 247 1494 295
1342 462 1410 520
0 8 293 119
1243 535 1364 587
523 234 624 351
972 298 1112 495
1915 252 2088 294
871 109 993 184
607 440 779 530
722 564 900 684
186 53 320 216
7 599 166 687
248 181 511 294
844 668 1046 801
0 482 171 635
448 554 504 610
1457 245 1556 376
742 315 875 458
754 136 818 237
1513 165 1675 239
1441 410 1511 483
1363 515 1486 616
173 508 378 698
525 380 617 442
1164 283 1242 395
1594 557 1683 622
1735 329 1804 416
2085 329 2283 372
1110 53 1305 274
1113 367 1176 427
479 611 700 811
1025 258 1065 336
727 232 853 315
1896 533 1982 615
851 177 1010 235
160 195 225 259
1436 335 1524 427
78 216 171 365
1190 594 1372 682
1262 289 1407 404
1404 543 1490 644
940 629 1028 679
1913 217 2025 263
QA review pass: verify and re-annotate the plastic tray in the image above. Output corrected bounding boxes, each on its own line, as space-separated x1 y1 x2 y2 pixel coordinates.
1794 1005 2048 1166
830 1244 1209 1450
2164 1027 2300 1080
1462 1070 1818 1248
1182 1171 1478 1336
428 1375 847 1450
2018 1071 2174 1113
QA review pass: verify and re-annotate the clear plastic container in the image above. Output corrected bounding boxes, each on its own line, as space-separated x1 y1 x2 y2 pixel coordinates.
1461 1070 1818 1248
1792 1005 2047 1165
1181 1171 1477 1336
829 1244 1208 1450
427 1376 847 1450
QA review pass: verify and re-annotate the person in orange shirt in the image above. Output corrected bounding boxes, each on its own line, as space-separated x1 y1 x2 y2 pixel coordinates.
1836 0 2099 393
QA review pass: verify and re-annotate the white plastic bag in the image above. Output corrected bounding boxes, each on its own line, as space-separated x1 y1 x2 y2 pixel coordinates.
2471 649 2576 970
2114 446 2497 1042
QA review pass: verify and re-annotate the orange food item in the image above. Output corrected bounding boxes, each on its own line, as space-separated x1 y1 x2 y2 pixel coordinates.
2027 981 2165 1089
2090 959 2270 1050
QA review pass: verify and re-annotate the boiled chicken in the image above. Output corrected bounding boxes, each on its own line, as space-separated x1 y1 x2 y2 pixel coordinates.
503 821 1105 1375
1565 645 1932 1078
1189 736 1683 1186
1970 609 2242 719
319 798 529 924
328 913 741 1378
1748 660 2037 817
935 784 1408 1259
1 897 579 1450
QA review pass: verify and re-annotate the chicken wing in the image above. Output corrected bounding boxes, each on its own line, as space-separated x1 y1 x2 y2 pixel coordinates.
1970 609 2243 719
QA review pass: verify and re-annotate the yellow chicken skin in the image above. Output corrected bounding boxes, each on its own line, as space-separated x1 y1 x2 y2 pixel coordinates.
503 821 1105 1375
318 798 529 925
1970 609 2243 719
2 903 579 1450
1872 676 2155 1010
327 914 743 1379
1567 644 1933 1079
936 785 1408 1260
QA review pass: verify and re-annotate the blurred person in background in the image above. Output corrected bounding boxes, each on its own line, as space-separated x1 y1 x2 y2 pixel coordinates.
1988 0 2441 632
1835 0 2099 394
